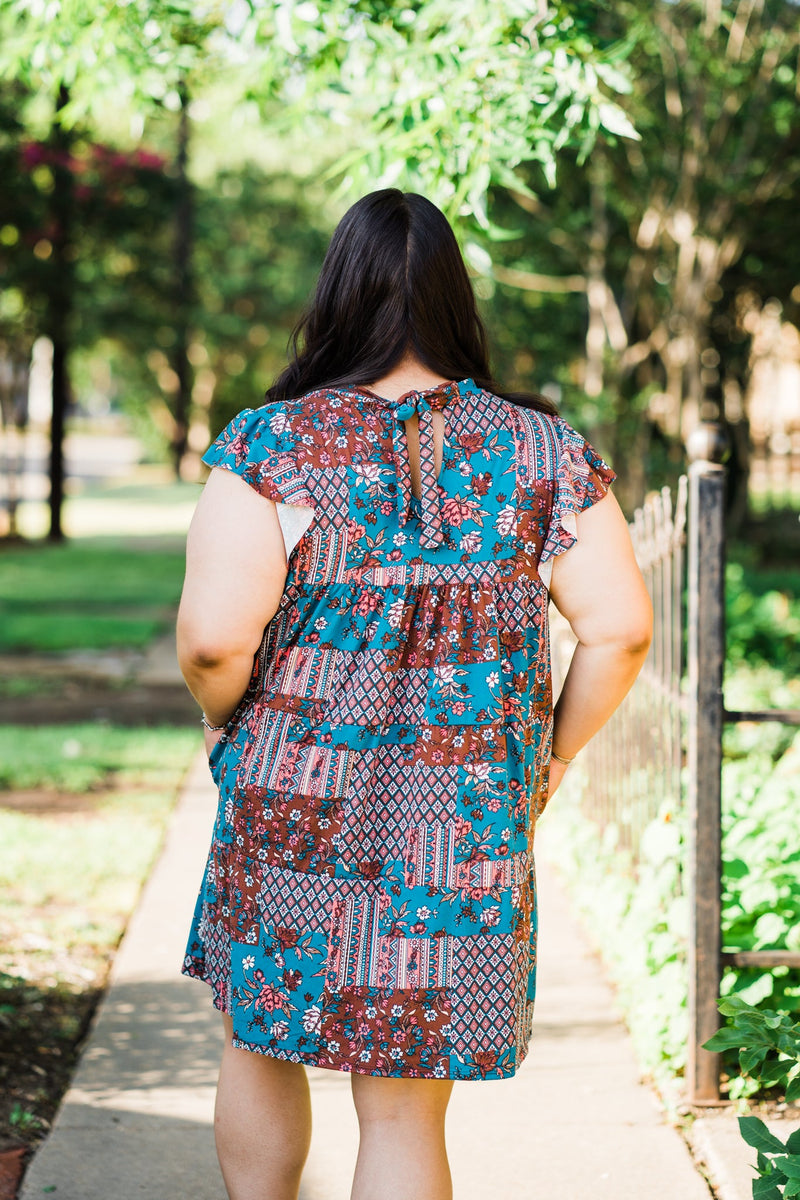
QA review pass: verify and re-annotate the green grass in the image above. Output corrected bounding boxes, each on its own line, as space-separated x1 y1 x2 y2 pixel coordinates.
0 723 200 792
0 724 201 983
0 723 202 1147
0 536 187 653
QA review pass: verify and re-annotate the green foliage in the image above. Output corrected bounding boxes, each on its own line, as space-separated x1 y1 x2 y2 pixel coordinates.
705 999 800 1198
705 998 800 1102
0 537 186 652
726 560 800 680
0 0 223 123
251 0 639 223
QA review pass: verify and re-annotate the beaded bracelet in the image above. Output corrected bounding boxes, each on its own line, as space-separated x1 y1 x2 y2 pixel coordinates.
201 714 227 732
551 749 575 766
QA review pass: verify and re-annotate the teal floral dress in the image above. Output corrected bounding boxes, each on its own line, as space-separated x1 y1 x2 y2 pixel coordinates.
183 378 614 1080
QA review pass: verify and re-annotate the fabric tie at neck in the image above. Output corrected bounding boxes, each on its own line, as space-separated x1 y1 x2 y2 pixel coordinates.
382 379 463 550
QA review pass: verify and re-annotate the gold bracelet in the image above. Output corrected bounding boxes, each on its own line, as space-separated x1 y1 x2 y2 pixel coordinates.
551 749 575 766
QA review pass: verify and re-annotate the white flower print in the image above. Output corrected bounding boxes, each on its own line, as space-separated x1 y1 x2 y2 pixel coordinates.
416 906 432 919
242 956 255 970
352 460 384 485
271 1020 290 1039
290 809 301 820
481 905 501 928
314 616 328 631
459 530 483 553
302 1005 322 1033
459 460 472 476
496 504 517 537
501 828 511 841
392 532 409 547
268 409 288 435
465 760 492 782
390 1047 403 1060
391 1004 404 1017
486 671 500 689
386 598 405 629
483 643 496 659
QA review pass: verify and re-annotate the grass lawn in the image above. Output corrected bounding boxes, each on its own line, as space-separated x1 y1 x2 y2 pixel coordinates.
0 536 188 654
0 723 202 1150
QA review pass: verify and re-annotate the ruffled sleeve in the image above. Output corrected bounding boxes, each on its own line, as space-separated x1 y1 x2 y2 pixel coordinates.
203 405 316 561
538 418 616 586
203 405 315 509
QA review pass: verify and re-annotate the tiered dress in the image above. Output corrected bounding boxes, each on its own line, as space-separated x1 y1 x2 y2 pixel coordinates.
182 378 614 1080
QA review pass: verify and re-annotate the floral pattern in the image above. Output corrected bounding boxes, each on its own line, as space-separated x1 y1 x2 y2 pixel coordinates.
183 378 614 1080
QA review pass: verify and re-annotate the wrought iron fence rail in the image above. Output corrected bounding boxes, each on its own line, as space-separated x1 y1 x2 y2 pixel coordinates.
721 951 800 968
725 709 800 725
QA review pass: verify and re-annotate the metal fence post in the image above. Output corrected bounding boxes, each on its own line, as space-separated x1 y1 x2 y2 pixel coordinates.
686 425 726 1103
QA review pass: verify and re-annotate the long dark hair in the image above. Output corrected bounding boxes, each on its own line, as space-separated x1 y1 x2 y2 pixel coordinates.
266 189 556 415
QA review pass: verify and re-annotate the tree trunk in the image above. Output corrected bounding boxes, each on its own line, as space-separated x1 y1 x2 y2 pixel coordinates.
170 80 193 476
48 84 73 542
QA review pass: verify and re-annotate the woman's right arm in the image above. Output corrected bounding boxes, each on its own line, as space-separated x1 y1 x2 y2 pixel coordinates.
546 490 653 801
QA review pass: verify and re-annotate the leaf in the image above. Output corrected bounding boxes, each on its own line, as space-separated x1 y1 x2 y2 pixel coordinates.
704 1028 749 1052
783 1178 800 1198
739 1117 789 1155
786 1128 800 1154
753 1177 784 1200
741 1046 769 1077
787 1074 800 1103
597 102 640 140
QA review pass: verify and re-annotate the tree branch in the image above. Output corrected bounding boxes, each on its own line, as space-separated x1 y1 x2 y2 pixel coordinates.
493 265 586 293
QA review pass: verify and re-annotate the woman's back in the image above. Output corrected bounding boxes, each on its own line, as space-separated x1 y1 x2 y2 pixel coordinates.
177 189 652 1197
182 375 613 1081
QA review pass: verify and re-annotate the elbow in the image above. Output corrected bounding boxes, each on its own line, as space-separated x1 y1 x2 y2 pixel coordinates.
623 602 654 658
179 642 228 672
176 622 246 676
575 599 653 659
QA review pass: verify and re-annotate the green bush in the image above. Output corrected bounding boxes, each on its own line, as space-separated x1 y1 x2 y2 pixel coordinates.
705 998 800 1199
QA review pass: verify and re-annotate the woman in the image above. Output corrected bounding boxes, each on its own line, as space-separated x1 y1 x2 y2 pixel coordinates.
177 189 652 1200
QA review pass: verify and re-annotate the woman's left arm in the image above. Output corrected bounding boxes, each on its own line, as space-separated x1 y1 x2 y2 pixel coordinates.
176 468 289 731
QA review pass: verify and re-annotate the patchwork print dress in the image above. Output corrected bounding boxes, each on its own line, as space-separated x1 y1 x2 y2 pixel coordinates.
182 378 614 1080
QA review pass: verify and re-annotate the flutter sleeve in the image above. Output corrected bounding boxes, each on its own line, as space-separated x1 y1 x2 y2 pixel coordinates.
203 405 316 559
538 418 616 587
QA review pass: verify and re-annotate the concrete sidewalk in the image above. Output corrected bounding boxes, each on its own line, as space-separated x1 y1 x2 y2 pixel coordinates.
20 752 758 1200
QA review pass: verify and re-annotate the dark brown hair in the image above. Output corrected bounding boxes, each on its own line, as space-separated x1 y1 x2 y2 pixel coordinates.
266 189 556 415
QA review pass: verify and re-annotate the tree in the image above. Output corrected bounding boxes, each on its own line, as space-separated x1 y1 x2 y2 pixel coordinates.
0 0 225 534
480 1 800 505
247 1 639 224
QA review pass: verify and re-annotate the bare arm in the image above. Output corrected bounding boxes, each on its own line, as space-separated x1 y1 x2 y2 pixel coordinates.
546 491 653 800
176 468 289 734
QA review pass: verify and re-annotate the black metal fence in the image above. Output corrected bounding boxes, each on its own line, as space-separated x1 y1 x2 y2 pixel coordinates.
556 427 800 1103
